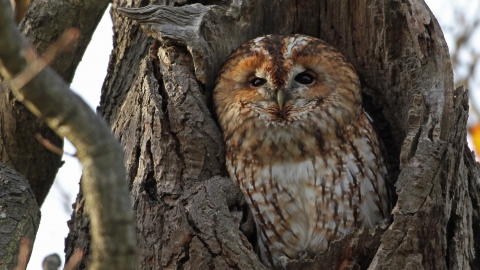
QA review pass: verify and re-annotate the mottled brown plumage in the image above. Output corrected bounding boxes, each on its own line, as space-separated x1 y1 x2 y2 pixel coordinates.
213 35 390 269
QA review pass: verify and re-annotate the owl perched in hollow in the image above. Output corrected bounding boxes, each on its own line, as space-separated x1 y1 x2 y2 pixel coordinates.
213 34 390 269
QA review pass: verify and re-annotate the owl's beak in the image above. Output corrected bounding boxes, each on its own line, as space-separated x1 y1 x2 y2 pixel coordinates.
277 90 285 110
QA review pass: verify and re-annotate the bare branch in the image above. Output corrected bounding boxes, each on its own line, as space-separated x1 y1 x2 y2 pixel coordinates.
10 29 80 90
63 249 84 270
13 239 31 270
35 134 65 157
0 1 136 269
1 0 111 207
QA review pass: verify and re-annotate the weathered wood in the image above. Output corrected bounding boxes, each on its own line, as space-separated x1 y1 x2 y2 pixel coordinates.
66 0 480 269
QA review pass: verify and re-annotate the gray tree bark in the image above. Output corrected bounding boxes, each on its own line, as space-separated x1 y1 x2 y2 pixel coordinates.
0 162 40 270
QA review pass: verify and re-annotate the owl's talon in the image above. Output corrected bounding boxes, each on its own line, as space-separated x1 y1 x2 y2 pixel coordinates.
298 250 308 262
278 256 289 270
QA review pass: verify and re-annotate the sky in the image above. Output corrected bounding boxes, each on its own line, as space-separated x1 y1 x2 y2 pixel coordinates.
26 1 478 269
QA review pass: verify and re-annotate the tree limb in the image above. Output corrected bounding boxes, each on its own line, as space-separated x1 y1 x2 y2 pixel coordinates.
1 0 110 206
0 1 136 269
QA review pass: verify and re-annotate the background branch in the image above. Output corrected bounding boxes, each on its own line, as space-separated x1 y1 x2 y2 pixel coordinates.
0 0 110 206
0 1 136 269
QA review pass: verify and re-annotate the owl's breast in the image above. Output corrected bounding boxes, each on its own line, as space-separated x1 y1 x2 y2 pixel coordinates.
224 113 390 267
253 159 327 251
226 121 321 165
247 154 360 242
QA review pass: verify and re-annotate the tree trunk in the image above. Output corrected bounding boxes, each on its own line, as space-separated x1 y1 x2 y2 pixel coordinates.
65 0 480 269
0 162 40 270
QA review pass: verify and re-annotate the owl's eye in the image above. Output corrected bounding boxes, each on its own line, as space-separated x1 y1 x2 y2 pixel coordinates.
294 73 314 85
251 77 267 87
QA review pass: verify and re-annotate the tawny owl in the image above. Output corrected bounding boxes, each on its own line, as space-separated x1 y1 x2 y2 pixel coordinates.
213 34 390 269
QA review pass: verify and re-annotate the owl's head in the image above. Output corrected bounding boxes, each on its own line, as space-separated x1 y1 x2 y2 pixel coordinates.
214 35 362 137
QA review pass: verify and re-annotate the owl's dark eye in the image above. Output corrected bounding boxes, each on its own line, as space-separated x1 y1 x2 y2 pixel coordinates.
251 77 267 87
294 72 314 85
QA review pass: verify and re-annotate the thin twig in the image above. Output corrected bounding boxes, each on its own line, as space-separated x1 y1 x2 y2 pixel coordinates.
13 238 31 270
34 133 71 157
63 249 84 270
10 28 80 90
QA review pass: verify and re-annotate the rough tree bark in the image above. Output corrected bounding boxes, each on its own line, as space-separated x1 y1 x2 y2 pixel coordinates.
0 162 40 270
57 0 477 269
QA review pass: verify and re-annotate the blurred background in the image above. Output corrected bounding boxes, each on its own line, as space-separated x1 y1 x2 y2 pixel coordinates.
26 0 480 269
